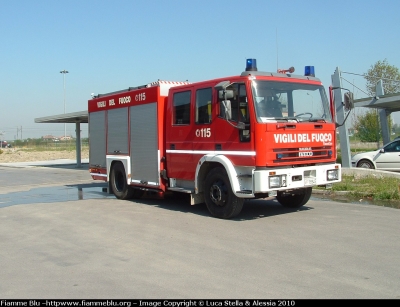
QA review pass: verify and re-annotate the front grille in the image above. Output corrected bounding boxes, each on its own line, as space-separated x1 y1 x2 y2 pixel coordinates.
273 146 333 163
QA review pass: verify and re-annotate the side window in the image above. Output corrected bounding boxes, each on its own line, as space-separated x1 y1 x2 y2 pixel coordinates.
238 83 250 142
238 83 249 123
196 88 212 124
385 141 400 152
173 91 191 125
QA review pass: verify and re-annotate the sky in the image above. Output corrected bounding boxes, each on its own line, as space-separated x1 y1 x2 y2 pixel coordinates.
1 0 400 140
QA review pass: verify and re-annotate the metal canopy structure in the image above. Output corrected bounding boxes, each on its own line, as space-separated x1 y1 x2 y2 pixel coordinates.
34 110 88 167
35 110 88 124
333 68 400 168
353 92 400 112
353 84 400 147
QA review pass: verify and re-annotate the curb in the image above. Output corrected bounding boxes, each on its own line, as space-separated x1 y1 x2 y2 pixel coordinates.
313 167 400 197
341 167 400 179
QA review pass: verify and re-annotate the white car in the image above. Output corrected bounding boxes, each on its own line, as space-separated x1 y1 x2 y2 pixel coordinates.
351 139 400 172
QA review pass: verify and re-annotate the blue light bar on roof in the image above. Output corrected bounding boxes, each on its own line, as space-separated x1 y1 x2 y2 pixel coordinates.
305 66 315 77
246 59 257 71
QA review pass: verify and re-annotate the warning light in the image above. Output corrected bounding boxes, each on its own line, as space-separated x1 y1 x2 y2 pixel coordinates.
246 59 257 71
305 66 315 77
277 67 295 74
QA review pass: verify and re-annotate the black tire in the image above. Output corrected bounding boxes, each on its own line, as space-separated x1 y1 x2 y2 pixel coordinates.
276 187 312 208
204 167 244 219
110 162 134 200
357 159 375 169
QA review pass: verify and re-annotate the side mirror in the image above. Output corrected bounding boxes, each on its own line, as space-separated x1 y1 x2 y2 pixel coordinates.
344 92 354 111
215 81 234 100
219 88 234 120
221 100 232 120
219 89 234 100
214 81 230 91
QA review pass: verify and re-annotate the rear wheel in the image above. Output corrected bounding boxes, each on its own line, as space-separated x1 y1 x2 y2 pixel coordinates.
357 159 375 169
110 162 134 200
277 187 312 208
204 167 244 219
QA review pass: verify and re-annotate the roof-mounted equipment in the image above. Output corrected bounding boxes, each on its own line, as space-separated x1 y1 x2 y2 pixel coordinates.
304 66 315 77
246 59 257 71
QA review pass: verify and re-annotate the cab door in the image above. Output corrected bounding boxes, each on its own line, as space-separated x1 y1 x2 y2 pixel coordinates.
165 88 195 180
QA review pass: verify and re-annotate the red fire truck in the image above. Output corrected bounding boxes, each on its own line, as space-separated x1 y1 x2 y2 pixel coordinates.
88 59 349 219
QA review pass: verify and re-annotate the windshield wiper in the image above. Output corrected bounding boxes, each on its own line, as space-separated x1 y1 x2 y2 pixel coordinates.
273 117 295 122
286 117 300 122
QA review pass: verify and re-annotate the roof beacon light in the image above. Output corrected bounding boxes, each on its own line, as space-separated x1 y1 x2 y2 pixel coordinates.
305 66 315 77
246 59 257 71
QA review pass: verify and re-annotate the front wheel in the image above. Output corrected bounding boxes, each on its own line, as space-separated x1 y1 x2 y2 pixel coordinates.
357 159 375 169
276 187 312 208
204 167 244 219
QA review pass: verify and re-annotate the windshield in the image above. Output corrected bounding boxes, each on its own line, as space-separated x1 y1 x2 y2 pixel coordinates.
251 80 332 123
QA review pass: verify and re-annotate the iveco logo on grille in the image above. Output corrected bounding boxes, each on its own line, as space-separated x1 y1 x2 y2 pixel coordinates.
299 151 313 157
299 148 313 157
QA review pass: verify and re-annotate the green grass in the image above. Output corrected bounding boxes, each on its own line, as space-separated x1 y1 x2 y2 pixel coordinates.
331 175 400 200
315 174 400 208
334 143 400 203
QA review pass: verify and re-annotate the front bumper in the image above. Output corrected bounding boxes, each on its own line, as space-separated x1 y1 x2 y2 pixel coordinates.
253 164 341 193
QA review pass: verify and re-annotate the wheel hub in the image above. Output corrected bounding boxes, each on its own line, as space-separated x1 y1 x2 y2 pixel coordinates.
210 180 227 206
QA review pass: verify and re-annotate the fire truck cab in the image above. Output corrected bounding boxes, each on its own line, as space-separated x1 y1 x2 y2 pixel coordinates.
89 59 345 219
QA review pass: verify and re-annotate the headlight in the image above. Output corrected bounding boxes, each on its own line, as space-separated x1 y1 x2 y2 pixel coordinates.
327 169 339 181
269 176 281 188
269 175 287 188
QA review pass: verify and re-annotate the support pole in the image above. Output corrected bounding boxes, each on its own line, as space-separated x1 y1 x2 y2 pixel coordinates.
75 122 82 168
331 67 351 168
376 80 390 145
